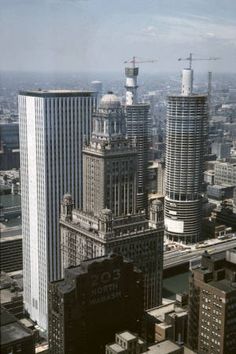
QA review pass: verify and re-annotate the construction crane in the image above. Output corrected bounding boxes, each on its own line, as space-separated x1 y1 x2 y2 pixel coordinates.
124 56 158 105
124 56 158 68
178 52 220 69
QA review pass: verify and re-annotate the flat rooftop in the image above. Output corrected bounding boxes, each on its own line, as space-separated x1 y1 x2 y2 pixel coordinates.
19 89 95 98
210 278 236 293
117 331 136 341
107 343 125 353
147 300 176 321
143 340 182 354
1 322 32 345
0 308 33 345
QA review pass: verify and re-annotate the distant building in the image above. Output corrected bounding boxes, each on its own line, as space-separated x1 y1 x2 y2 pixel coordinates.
0 272 23 319
211 142 231 160
0 121 20 170
148 160 165 196
91 80 103 95
0 235 22 272
188 249 236 353
207 184 235 200
165 68 208 244
48 254 144 354
204 170 215 185
0 307 35 354
18 90 97 331
60 93 164 310
214 160 236 186
212 201 236 231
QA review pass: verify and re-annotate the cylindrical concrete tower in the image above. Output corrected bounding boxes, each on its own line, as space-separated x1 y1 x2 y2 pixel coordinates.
181 68 193 95
164 70 208 244
125 67 139 105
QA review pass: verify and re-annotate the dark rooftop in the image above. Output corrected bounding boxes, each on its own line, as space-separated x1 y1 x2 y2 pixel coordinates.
0 308 33 346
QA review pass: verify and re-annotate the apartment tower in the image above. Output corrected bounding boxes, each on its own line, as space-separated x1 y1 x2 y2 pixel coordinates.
165 69 208 243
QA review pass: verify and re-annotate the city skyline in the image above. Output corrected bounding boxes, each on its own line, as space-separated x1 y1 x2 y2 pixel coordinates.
1 0 236 73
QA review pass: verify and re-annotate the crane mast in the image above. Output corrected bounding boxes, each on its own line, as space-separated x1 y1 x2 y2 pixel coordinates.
124 56 158 105
178 52 220 96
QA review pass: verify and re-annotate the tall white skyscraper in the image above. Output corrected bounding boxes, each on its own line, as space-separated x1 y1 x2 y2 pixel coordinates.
165 69 208 244
18 90 97 331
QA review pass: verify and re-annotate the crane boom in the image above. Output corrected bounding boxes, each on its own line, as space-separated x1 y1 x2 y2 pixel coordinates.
178 52 220 69
124 56 158 68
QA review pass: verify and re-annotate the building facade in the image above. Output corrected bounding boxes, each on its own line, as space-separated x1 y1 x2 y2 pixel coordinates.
0 121 20 170
165 69 208 244
188 249 236 353
60 93 164 309
18 90 97 331
214 159 236 186
48 254 144 354
125 104 150 213
124 62 151 213
0 235 22 273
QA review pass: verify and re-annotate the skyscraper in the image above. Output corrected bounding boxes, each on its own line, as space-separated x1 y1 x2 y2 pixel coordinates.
164 69 208 244
91 80 103 102
125 62 150 213
60 92 164 309
18 90 97 331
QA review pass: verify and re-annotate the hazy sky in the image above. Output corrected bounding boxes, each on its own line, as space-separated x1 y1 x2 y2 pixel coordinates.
1 0 236 73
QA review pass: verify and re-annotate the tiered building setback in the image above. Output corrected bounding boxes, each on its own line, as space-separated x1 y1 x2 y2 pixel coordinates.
60 93 164 309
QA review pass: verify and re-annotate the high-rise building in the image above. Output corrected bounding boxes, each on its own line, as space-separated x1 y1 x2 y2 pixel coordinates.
18 90 97 331
188 248 236 353
48 254 144 354
126 104 150 213
125 63 151 213
91 80 103 96
0 121 20 170
165 69 208 244
60 92 164 309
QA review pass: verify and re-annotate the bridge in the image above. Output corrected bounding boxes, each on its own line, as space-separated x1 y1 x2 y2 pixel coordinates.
164 238 236 270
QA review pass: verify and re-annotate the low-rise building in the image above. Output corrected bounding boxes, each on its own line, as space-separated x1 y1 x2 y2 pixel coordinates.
143 299 188 345
0 307 35 354
106 331 184 354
